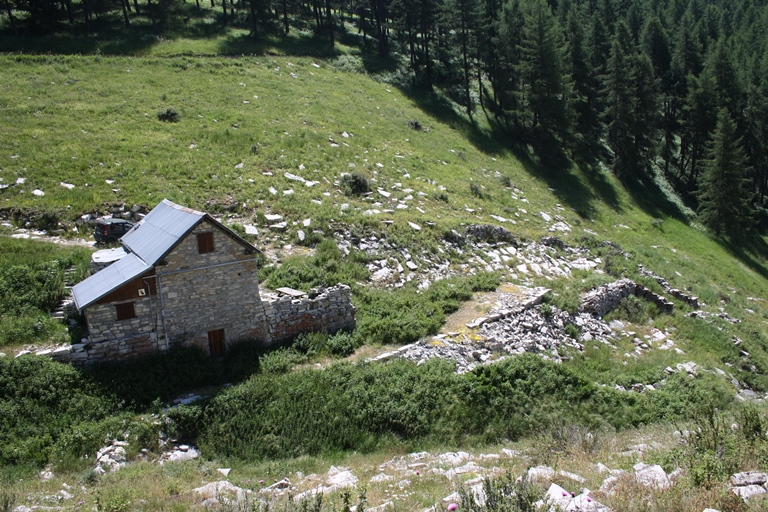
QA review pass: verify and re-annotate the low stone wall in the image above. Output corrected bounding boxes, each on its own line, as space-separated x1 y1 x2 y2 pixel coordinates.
47 333 159 365
580 278 673 317
263 284 356 343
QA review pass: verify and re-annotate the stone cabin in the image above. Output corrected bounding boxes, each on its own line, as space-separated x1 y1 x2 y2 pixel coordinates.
68 199 355 364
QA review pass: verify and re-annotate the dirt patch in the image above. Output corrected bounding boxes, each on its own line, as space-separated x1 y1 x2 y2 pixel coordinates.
439 283 534 334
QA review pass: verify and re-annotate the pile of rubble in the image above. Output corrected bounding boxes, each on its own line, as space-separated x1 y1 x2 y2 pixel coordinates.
730 471 768 502
336 228 607 290
370 286 619 373
91 439 199 475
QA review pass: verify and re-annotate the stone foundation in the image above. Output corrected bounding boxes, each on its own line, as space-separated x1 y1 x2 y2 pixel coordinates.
580 278 674 317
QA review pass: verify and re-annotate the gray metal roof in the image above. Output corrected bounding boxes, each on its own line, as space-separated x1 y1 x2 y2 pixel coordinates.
72 199 207 311
121 199 206 265
72 200 261 311
72 253 151 310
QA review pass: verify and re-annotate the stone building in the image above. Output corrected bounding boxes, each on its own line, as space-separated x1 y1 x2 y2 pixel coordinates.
68 200 355 364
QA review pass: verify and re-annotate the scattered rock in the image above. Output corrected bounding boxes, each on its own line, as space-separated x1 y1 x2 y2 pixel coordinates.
633 463 670 489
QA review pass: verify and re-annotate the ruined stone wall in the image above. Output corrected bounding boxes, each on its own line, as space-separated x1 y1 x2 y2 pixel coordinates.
50 334 158 365
262 284 355 343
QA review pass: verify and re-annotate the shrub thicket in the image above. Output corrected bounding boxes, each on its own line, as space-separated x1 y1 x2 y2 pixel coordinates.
198 354 728 461
340 172 371 196
0 238 90 346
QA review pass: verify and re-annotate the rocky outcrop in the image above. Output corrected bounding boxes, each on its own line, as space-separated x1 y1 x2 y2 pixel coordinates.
730 471 768 502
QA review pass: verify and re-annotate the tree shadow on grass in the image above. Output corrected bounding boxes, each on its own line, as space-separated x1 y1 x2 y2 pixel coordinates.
721 234 768 281
512 143 610 220
398 87 508 157
218 30 339 57
0 3 231 55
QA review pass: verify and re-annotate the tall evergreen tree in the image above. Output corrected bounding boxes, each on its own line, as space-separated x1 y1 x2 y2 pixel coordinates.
517 0 573 153
698 107 754 237
565 5 600 143
603 23 636 176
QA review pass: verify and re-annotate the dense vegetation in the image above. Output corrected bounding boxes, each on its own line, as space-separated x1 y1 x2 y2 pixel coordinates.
3 0 768 508
3 0 768 238
0 343 735 469
0 238 89 346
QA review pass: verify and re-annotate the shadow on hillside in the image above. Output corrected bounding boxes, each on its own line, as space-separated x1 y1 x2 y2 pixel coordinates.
0 4 233 55
397 88 508 157
218 30 338 57
619 173 690 223
512 145 612 219
722 235 768 281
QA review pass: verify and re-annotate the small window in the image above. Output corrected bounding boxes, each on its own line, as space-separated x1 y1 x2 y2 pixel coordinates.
197 232 215 254
115 302 136 321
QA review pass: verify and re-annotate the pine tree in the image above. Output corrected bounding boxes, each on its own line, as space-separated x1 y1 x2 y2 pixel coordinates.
517 0 573 153
698 108 754 238
603 23 635 176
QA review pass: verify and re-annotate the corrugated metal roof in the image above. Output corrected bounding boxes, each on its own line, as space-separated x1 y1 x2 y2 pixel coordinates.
121 199 205 265
72 199 260 311
72 200 206 311
72 253 151 310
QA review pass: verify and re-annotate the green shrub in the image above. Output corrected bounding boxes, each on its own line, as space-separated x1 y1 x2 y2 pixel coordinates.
340 172 370 196
607 295 658 324
259 348 307 374
327 331 357 357
459 474 541 512
263 240 368 291
157 108 180 122
166 405 205 445
0 356 115 466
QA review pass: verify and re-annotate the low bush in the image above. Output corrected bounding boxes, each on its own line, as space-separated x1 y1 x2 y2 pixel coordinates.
157 108 180 122
263 240 369 291
198 354 727 462
340 172 370 196
663 403 768 488
0 356 114 466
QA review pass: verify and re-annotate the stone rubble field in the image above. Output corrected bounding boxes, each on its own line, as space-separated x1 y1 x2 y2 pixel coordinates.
23 440 763 512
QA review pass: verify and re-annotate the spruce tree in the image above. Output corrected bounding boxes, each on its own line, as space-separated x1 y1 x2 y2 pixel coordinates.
698 107 754 238
517 0 573 154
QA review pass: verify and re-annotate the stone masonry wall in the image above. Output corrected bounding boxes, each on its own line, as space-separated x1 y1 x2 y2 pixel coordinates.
86 296 156 343
157 221 267 352
50 334 158 365
45 220 355 364
262 284 356 343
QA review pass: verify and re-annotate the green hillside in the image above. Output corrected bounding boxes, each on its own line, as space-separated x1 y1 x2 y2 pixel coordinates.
2 2 768 509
